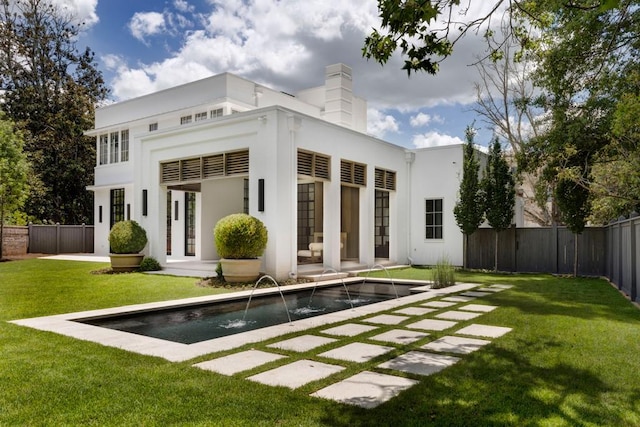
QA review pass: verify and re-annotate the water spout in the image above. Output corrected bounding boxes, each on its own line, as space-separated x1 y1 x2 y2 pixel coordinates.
365 264 399 299
243 275 292 325
308 268 354 310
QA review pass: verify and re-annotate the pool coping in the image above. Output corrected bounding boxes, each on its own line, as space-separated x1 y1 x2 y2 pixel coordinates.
9 279 479 362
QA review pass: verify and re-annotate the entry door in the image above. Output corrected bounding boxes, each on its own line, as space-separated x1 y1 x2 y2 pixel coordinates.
185 192 196 256
375 190 390 258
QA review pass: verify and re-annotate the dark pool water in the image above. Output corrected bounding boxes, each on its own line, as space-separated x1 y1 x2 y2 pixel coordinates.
78 281 411 344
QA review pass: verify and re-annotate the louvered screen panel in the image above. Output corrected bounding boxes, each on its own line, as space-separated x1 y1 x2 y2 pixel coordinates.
160 161 180 183
298 150 313 176
181 158 201 181
203 154 224 178
315 154 330 180
375 168 385 189
353 163 366 186
225 150 249 175
385 170 396 190
340 160 352 183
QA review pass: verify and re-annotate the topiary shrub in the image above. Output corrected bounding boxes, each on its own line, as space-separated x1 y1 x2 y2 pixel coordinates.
108 220 148 254
214 213 268 259
138 256 161 272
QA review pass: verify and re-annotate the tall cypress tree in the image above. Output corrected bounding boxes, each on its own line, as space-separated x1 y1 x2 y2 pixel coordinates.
454 126 484 268
482 138 515 271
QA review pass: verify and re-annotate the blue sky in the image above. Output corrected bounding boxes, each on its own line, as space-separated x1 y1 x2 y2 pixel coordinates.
68 0 498 148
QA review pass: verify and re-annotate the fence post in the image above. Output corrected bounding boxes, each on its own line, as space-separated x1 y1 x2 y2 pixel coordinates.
630 216 637 302
56 223 60 255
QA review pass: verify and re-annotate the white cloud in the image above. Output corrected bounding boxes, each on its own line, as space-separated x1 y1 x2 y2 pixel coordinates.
52 0 99 27
173 0 194 13
412 131 464 148
129 12 166 44
410 112 444 128
367 108 399 138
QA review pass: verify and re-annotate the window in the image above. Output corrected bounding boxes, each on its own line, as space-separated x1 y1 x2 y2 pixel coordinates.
180 115 192 125
166 191 172 255
99 134 108 165
243 178 249 214
149 122 158 132
210 108 223 118
120 130 129 162
109 132 119 163
195 111 207 121
425 199 443 239
110 188 125 227
185 192 196 256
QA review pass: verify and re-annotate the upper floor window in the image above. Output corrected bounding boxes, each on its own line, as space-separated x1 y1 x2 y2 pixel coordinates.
180 115 192 125
109 132 119 163
211 108 223 118
149 122 158 132
195 111 207 122
120 130 129 162
99 134 108 165
425 198 443 239
98 129 130 166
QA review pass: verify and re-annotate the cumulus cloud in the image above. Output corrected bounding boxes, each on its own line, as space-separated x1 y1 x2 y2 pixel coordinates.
410 112 444 128
129 12 166 44
52 0 99 27
367 108 399 138
413 131 464 148
173 0 194 13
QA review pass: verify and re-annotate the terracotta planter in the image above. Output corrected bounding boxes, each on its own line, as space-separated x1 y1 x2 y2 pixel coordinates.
110 253 145 272
220 258 262 283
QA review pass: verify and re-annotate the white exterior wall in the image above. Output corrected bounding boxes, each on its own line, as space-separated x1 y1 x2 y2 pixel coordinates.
409 144 465 266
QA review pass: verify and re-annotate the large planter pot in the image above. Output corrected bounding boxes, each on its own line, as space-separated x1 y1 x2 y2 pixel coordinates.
219 258 262 283
110 254 145 272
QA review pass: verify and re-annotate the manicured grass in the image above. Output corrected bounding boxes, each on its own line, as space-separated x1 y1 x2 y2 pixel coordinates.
1 259 639 426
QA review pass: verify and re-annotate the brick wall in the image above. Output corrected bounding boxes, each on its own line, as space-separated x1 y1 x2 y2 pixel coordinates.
1 226 28 257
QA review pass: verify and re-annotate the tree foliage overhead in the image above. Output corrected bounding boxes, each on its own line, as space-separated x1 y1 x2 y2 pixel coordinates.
0 0 108 224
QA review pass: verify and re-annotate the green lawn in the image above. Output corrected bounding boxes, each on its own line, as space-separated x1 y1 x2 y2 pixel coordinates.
1 259 639 426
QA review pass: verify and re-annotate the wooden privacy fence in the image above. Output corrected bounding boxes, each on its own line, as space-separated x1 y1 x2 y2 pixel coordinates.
27 224 94 254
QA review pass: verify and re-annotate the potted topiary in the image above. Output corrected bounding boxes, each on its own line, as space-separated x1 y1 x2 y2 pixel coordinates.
214 213 268 283
108 220 148 272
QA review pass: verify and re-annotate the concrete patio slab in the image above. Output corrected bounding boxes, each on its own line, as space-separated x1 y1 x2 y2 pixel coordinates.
321 323 378 337
378 351 460 376
369 329 430 345
421 300 458 308
311 370 418 409
318 342 394 363
248 359 344 389
489 284 513 290
421 335 491 354
455 324 513 338
361 314 409 325
393 307 436 316
476 287 503 293
435 310 483 321
441 296 476 303
461 291 493 297
267 335 337 352
193 350 286 376
458 304 498 313
406 318 458 331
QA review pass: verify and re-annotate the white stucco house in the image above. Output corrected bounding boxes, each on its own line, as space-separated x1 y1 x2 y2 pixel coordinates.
87 64 469 280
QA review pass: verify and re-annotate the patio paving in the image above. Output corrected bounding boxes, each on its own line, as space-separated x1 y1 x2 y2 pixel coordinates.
321 323 378 337
459 304 498 313
455 324 513 338
406 318 458 331
361 314 410 325
461 291 494 297
435 310 483 321
368 329 430 345
248 359 345 389
193 350 286 376
421 300 458 308
393 307 436 316
421 335 491 354
318 342 394 363
267 334 337 352
378 351 461 376
441 296 476 303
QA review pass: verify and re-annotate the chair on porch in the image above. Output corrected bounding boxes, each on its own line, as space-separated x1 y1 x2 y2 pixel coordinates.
297 242 323 263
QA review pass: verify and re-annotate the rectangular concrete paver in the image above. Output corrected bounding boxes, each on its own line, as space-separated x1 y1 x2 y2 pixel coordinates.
248 359 344 389
441 296 476 303
406 318 457 331
421 335 491 354
461 291 493 297
369 329 429 345
267 335 337 352
362 314 409 325
455 324 512 338
393 307 436 316
318 342 394 363
435 310 483 321
459 304 498 313
311 370 418 409
193 350 286 376
321 323 378 337
421 300 458 308
378 351 460 376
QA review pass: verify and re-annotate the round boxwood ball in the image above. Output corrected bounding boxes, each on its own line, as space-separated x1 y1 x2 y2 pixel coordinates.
109 220 148 254
214 214 268 259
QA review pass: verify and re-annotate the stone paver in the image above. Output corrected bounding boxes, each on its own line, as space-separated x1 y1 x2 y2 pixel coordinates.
321 323 378 337
455 324 512 338
489 284 513 290
248 359 344 389
318 342 394 363
459 304 498 313
441 296 475 303
461 291 493 297
267 335 337 352
421 300 458 308
406 318 457 331
378 351 460 376
194 350 286 376
362 314 409 325
435 310 483 321
393 307 436 316
311 370 418 409
369 329 429 345
476 287 503 293
421 335 491 354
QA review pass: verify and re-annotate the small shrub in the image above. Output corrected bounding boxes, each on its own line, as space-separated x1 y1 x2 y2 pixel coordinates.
214 214 268 259
108 220 148 254
432 256 456 288
138 257 161 272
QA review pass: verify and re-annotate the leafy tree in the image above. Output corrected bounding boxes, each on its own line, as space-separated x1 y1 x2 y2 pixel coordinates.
555 177 591 276
454 125 484 268
0 0 109 224
0 115 29 260
481 137 515 271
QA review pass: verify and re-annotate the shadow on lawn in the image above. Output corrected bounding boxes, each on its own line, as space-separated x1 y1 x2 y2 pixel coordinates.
317 340 637 426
